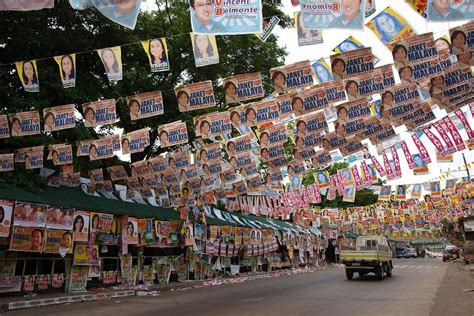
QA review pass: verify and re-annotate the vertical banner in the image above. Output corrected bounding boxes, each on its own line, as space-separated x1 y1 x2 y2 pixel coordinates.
455 109 474 142
366 7 416 48
126 91 164 120
351 165 364 191
390 146 401 178
300 0 365 29
54 54 76 88
442 116 466 151
423 127 446 153
400 140 415 169
382 153 394 179
432 121 456 154
371 156 386 177
412 134 432 164
68 265 88 293
191 33 219 67
9 111 41 137
142 38 170 72
360 160 372 186
15 60 39 92
97 46 122 82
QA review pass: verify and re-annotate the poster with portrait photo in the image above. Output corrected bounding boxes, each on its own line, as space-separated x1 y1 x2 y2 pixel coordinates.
89 212 113 233
270 60 313 93
342 186 356 202
72 210 89 242
81 99 117 128
121 128 150 155
410 183 422 199
294 12 323 47
260 143 285 163
43 104 75 132
0 115 9 139
88 137 114 161
93 0 141 30
126 91 164 121
97 46 122 82
315 170 330 189
48 144 73 166
13 202 47 228
300 0 365 30
292 85 330 117
427 0 473 21
142 38 170 72
330 47 375 81
0 199 13 238
245 99 279 127
123 217 138 245
44 229 72 254
395 185 406 201
54 54 76 88
107 165 128 182
197 142 221 164
366 7 416 48
312 59 334 84
73 243 99 266
190 33 219 67
344 69 384 101
223 72 264 104
199 111 232 139
45 207 73 230
257 15 280 42
9 111 40 137
158 121 189 148
175 80 215 112
227 133 254 156
10 227 45 252
378 185 392 201
15 60 39 92
0 154 14 172
412 153 429 175
24 146 44 170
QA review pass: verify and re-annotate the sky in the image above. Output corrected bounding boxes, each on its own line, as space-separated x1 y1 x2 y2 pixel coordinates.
137 0 473 188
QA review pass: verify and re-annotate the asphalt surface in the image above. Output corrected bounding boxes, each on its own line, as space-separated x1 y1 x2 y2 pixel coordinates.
11 258 470 316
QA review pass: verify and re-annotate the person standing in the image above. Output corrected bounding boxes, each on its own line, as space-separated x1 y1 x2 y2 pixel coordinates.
334 242 340 263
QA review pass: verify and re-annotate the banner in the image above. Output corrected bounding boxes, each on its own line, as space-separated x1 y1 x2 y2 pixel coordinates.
13 202 47 228
175 80 215 112
0 199 13 238
82 99 117 128
454 109 474 142
191 33 219 67
126 91 164 121
256 15 280 42
121 128 150 155
10 227 44 252
366 7 416 48
427 0 472 21
42 104 75 132
0 154 14 172
412 134 431 164
141 38 170 72
8 111 40 137
68 265 88 293
189 0 262 34
294 12 323 47
73 210 90 242
24 146 44 170
54 54 76 88
270 60 313 93
97 46 122 82
245 99 279 127
300 0 365 29
90 212 113 233
158 121 189 147
15 60 39 92
46 207 73 230
48 144 73 165
442 116 466 151
223 72 264 104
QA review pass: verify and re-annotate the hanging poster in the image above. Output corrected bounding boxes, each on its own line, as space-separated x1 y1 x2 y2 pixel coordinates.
82 99 117 128
10 227 44 252
339 136 363 156
344 69 384 101
0 199 13 238
54 54 76 88
9 111 40 137
108 165 128 181
90 212 113 233
300 0 365 30
88 137 114 161
294 12 323 47
291 85 329 116
126 91 164 121
427 0 472 21
13 202 47 228
260 143 285 162
256 15 280 42
229 152 254 170
395 185 407 201
15 60 39 92
141 38 170 72
366 7 416 48
42 104 76 132
0 1 54 10
119 253 133 280
0 154 14 172
343 186 356 202
378 186 391 201
191 33 219 67
270 60 313 93
0 115 9 138
245 99 279 127
175 80 215 112
97 46 122 82
379 64 396 88
121 128 150 155
189 0 262 34
413 153 429 175
411 183 422 198
315 170 330 189
223 72 264 104
76 139 93 157
198 111 232 139
68 265 88 293
44 230 72 254
72 210 90 242
330 47 375 81
226 133 253 156
48 144 73 165
46 207 73 230
158 121 189 147
312 59 333 84
295 111 328 136
24 146 44 170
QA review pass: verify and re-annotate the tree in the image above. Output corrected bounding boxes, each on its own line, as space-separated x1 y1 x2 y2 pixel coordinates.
0 1 291 190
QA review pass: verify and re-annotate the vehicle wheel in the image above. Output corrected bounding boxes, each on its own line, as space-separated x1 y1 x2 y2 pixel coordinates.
386 264 392 277
375 266 384 280
346 269 354 280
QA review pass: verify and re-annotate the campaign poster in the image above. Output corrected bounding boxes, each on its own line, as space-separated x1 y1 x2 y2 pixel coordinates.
245 99 279 127
107 165 128 181
82 99 117 127
336 98 370 125
13 202 47 228
300 0 365 30
126 91 164 121
197 142 221 164
147 157 166 174
190 33 219 67
259 124 288 148
315 170 330 189
223 72 264 104
199 111 232 139
229 152 254 170
311 150 332 168
270 60 314 94
121 128 150 155
449 22 473 64
427 0 473 21
15 60 39 92
141 38 170 72
175 80 215 112
48 144 73 165
9 111 40 137
260 143 285 162
0 154 14 172
130 161 152 178
189 0 262 35
330 47 375 81
295 111 328 137
45 207 73 230
366 7 416 48
72 210 89 242
394 185 406 201
256 15 280 42
24 146 44 170
68 265 88 293
378 186 391 201
412 153 429 175
0 1 54 10
44 229 71 254
410 183 422 198
42 104 75 132
0 200 13 238
158 121 189 148
89 212 113 233
339 136 364 157
10 227 45 252
379 64 396 88
88 137 113 161
123 216 138 245
226 133 254 155
0 115 9 139
397 57 443 84
54 54 76 88
73 243 99 266
392 33 436 69
292 86 329 117
75 139 92 157
312 59 333 84
344 69 384 101
294 12 323 47
97 46 122 82
343 186 356 202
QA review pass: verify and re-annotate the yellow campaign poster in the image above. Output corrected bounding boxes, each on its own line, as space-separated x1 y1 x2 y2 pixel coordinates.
141 38 170 72
54 54 76 88
190 33 219 68
15 60 39 92
97 46 122 82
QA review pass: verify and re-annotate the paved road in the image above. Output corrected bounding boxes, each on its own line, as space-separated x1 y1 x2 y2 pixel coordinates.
12 258 456 316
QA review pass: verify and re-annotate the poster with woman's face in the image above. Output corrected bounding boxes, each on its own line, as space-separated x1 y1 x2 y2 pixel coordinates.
0 199 13 237
54 54 76 88
124 216 138 245
46 207 73 230
15 60 39 92
191 33 219 67
89 212 113 233
73 210 89 242
0 115 9 139
294 12 323 47
126 91 164 121
223 72 264 104
9 111 41 137
142 38 170 72
97 46 122 82
81 99 117 128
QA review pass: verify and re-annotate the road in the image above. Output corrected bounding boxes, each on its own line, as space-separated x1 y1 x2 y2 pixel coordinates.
10 258 471 316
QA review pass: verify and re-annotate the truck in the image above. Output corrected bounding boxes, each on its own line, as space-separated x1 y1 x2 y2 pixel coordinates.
340 235 393 280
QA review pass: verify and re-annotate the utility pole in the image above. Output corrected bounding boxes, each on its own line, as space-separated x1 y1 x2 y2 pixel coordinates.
462 153 470 179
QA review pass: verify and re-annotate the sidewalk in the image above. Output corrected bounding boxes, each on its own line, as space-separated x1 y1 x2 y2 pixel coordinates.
1 265 330 312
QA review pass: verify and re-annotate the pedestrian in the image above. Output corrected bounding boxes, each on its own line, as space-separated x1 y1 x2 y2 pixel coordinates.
334 243 340 263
